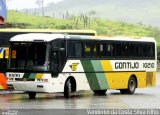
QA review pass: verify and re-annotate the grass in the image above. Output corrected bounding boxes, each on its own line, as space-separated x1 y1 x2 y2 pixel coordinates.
4 10 160 65
6 10 74 29
5 10 160 44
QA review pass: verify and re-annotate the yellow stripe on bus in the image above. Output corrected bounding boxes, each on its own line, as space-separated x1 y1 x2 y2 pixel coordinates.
105 72 128 89
35 73 43 79
100 60 112 71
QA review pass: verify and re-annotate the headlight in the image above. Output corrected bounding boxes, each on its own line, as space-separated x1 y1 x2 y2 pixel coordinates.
8 78 14 81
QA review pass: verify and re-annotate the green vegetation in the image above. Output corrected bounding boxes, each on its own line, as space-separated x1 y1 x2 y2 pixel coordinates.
6 10 74 29
4 10 160 62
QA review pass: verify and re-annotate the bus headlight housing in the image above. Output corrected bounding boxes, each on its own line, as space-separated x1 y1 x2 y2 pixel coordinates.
8 78 14 81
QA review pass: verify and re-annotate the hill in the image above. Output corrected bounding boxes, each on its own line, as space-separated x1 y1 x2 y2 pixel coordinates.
5 10 160 43
23 0 160 28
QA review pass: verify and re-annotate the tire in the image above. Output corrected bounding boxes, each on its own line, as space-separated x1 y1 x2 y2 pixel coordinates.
28 92 36 99
64 79 72 98
93 90 107 95
120 76 137 94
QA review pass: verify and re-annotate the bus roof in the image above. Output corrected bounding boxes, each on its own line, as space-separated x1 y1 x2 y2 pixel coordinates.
69 35 156 43
10 33 65 42
10 33 156 43
100 36 156 42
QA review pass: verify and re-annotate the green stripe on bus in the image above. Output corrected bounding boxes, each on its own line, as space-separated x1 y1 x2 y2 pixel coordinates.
23 73 30 78
29 73 36 79
81 60 101 90
91 60 108 89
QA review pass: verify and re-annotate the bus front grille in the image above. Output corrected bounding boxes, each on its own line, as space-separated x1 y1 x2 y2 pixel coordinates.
15 78 35 81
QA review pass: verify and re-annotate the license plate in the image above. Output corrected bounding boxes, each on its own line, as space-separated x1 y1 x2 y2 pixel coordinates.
7 87 14 90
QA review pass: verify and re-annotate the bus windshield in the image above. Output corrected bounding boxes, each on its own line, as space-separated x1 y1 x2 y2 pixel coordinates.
9 42 50 72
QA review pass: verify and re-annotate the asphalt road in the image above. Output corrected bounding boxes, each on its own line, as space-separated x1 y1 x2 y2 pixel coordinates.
0 73 160 114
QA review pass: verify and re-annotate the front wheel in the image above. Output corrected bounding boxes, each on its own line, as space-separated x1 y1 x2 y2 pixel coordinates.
120 76 137 94
64 79 72 98
28 92 36 99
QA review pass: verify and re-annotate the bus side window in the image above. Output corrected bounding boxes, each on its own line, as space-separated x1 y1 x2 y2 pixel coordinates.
142 43 148 58
149 44 155 59
99 44 104 56
84 42 98 58
99 43 113 58
84 43 92 57
145 43 155 59
68 42 82 58
134 44 140 58
10 50 17 68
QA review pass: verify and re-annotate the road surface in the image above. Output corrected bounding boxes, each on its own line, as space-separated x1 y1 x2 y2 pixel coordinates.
0 73 160 114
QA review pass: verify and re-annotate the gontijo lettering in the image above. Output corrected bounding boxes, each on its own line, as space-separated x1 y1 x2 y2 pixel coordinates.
115 62 139 69
115 62 155 69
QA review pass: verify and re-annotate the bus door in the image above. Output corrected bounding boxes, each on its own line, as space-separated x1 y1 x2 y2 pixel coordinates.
51 50 59 76
51 48 66 77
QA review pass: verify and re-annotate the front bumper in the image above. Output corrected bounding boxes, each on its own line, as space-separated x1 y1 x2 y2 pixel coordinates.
7 81 54 93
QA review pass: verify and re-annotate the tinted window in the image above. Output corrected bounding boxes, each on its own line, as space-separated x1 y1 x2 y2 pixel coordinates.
66 40 155 60
84 42 98 57
99 43 113 57
68 42 82 58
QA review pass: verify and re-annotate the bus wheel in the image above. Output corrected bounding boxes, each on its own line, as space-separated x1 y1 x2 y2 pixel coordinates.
64 79 72 98
93 90 107 95
120 76 137 94
28 92 36 99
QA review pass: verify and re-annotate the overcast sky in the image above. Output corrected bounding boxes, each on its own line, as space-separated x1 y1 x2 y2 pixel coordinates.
6 0 63 10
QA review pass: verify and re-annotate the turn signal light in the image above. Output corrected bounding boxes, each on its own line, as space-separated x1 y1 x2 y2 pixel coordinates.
8 78 14 81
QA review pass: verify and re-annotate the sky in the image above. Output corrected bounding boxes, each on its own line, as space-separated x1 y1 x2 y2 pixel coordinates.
6 0 63 10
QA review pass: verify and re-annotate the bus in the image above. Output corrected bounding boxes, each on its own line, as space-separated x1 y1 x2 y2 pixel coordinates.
6 33 156 98
0 29 97 90
0 31 9 90
0 29 97 41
